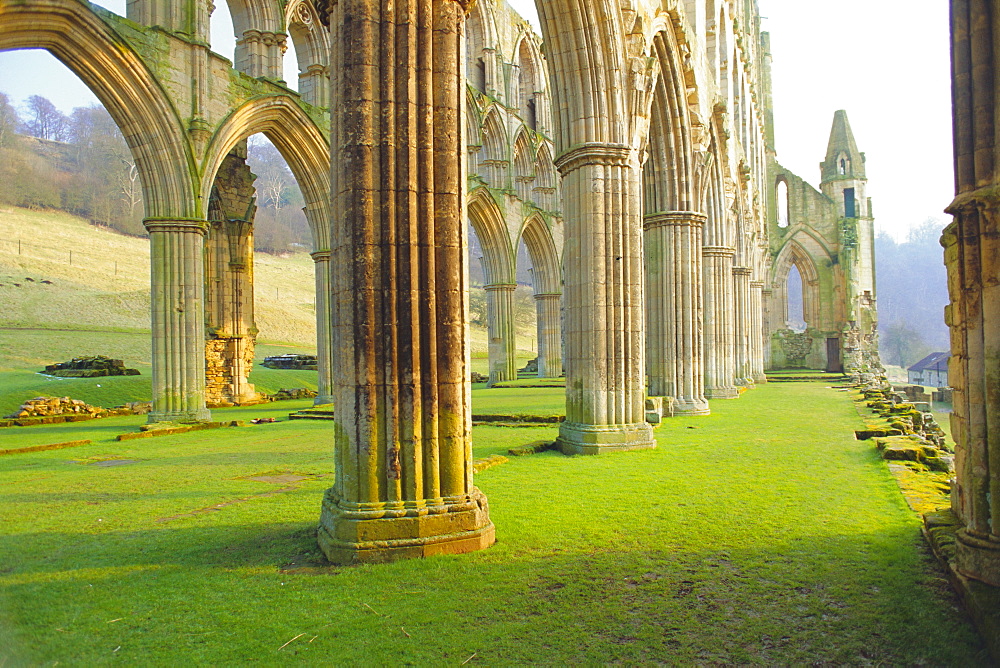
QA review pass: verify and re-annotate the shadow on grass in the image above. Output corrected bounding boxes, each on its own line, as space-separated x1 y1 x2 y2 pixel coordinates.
0 522 990 665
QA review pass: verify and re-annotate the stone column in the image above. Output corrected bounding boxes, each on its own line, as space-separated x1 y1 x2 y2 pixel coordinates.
703 246 738 398
312 250 334 405
733 266 754 387
645 211 709 415
945 0 1000 586
945 200 1000 586
316 0 493 564
484 283 517 385
534 293 562 378
761 287 773 370
750 279 767 383
555 144 654 454
146 219 211 423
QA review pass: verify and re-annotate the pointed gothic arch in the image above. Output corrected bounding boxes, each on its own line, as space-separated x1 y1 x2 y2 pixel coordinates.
467 187 515 285
202 95 331 252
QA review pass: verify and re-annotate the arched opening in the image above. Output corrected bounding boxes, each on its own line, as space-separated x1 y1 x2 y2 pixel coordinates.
285 0 332 104
467 189 516 385
479 108 508 188
517 38 539 129
519 215 562 378
776 178 789 228
466 1 488 92
786 264 805 331
512 129 534 203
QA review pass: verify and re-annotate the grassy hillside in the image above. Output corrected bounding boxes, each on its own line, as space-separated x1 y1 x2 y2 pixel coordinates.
0 207 540 413
0 206 538 355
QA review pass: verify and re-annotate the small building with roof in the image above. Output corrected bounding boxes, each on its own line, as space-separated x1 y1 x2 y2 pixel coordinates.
907 352 950 387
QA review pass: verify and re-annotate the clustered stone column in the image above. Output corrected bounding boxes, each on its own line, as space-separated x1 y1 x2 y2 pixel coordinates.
555 144 654 454
311 250 334 405
534 293 562 378
146 219 212 423
703 246 738 398
749 279 767 383
204 146 258 407
943 0 1000 587
316 0 493 564
484 283 517 385
645 211 709 415
235 30 287 79
944 200 1000 586
732 266 754 386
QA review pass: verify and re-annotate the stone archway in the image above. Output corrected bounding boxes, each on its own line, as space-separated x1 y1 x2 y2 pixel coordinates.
519 214 563 378
468 187 517 385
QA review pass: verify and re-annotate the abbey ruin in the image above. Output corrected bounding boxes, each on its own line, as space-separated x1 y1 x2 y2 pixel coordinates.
0 0 994 591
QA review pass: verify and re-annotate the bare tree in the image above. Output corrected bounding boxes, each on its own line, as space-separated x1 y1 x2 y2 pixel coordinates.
22 95 68 141
118 159 142 217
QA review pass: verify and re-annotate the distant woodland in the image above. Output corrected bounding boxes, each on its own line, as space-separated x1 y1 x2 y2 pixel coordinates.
0 91 312 252
876 221 951 367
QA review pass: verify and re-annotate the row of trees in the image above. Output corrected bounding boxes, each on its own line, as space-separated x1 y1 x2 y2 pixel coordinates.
0 92 313 252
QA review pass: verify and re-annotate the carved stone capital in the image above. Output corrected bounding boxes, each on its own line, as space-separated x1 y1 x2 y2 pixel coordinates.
702 245 737 258
311 250 332 262
732 266 752 277
554 143 632 175
143 219 208 235
643 211 707 231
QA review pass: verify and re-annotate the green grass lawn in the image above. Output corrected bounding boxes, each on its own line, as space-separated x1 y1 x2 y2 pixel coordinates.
0 381 988 664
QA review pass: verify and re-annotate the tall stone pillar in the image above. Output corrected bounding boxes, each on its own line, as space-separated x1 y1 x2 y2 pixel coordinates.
645 212 709 415
555 144 654 454
312 250 334 405
484 283 517 385
944 201 1000 586
534 293 562 378
703 246 738 398
204 146 259 407
750 279 767 383
761 287 773 370
146 219 212 423
316 0 494 564
733 266 754 387
945 0 1000 587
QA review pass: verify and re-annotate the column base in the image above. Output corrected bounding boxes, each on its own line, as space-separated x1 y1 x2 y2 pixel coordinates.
752 372 767 384
735 377 756 388
705 386 740 399
317 488 495 565
314 395 335 406
955 528 1000 586
147 408 211 423
673 399 710 416
557 421 656 455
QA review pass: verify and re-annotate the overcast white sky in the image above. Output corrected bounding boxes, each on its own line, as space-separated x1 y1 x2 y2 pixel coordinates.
0 0 952 241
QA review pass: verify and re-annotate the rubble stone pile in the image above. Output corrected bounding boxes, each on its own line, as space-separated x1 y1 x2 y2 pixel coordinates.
44 356 140 378
858 376 952 472
269 388 318 401
7 396 106 419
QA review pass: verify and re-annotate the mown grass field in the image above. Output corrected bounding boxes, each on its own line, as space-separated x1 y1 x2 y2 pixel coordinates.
0 382 989 665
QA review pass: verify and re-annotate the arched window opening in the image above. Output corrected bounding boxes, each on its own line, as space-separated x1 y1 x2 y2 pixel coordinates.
844 187 856 218
786 264 806 332
839 158 846 175
776 179 789 228
517 39 539 127
466 4 487 91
